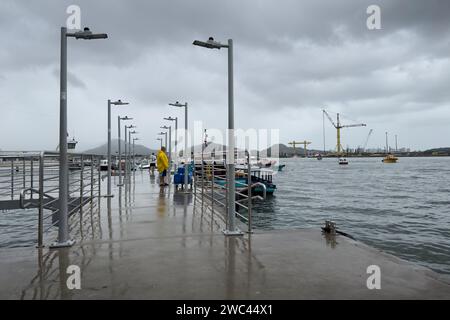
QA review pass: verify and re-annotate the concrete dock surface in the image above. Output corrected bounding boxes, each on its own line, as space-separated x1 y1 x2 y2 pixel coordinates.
0 172 449 299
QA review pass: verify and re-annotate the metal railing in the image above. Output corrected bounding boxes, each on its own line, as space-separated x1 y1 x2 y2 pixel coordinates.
192 150 266 233
0 151 103 247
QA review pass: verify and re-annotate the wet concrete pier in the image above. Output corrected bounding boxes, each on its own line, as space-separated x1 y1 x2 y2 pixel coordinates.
0 171 449 299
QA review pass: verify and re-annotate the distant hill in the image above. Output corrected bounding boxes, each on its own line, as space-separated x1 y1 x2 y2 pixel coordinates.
84 139 158 156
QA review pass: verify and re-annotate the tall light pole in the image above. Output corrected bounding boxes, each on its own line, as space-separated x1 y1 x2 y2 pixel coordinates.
54 27 107 248
107 100 129 197
161 125 172 171
124 124 135 182
158 132 168 148
129 130 138 174
133 137 139 171
157 138 163 149
169 101 188 191
117 116 132 187
164 116 178 170
193 37 241 235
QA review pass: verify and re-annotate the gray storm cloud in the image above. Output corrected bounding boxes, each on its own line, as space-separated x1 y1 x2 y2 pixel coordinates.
0 0 449 152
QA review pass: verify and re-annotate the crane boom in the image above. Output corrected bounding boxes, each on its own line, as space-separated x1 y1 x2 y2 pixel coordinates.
322 110 336 128
363 129 373 151
341 123 366 128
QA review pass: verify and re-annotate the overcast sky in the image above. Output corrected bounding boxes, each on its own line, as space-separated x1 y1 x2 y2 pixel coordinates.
1 0 449 152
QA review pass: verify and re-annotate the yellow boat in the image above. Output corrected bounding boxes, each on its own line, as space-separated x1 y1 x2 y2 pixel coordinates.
382 154 398 163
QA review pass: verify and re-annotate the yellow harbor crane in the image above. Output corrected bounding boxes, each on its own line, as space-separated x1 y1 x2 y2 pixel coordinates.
322 110 366 155
288 140 311 157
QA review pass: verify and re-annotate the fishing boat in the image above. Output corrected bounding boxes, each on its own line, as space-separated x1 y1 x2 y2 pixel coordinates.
382 154 398 163
382 132 398 163
338 157 348 165
222 166 277 195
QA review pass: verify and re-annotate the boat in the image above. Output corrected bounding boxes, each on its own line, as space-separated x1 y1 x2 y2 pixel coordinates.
382 132 398 163
316 153 323 160
382 154 398 163
338 157 348 165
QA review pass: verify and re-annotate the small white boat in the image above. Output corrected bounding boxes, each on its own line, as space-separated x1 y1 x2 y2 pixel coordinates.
338 158 348 165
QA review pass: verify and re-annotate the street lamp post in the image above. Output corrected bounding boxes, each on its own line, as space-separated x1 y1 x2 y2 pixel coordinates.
161 125 172 175
117 116 132 187
158 132 168 148
157 138 163 149
107 100 129 197
193 37 241 235
54 27 107 248
129 130 138 175
124 124 135 183
164 117 178 170
169 101 188 191
133 137 139 171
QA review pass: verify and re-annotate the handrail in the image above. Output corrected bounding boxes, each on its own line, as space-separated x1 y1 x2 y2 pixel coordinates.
1 151 102 247
192 149 271 234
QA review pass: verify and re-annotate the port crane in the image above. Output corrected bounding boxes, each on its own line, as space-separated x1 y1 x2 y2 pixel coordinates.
362 129 373 152
322 110 366 155
288 140 311 157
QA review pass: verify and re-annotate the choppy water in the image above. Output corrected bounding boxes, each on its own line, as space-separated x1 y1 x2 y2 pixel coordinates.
252 157 450 274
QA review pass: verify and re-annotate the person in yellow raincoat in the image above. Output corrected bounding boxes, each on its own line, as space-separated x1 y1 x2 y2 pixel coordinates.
156 147 169 186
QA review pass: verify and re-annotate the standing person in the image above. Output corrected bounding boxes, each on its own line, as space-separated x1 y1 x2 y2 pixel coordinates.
157 147 169 186
149 152 157 175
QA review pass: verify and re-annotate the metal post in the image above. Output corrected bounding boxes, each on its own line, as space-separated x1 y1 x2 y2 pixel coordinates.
118 116 122 186
22 158 26 189
98 157 101 208
80 154 84 213
30 159 34 199
224 39 240 235
90 155 94 203
124 125 128 182
37 153 44 248
107 100 112 197
184 103 188 191
10 161 14 200
247 151 252 234
132 139 135 173
53 27 73 247
168 126 172 176
128 130 132 177
211 162 214 215
201 146 204 210
175 117 178 171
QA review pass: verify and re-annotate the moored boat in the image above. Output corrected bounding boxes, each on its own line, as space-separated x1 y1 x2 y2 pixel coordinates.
382 154 398 163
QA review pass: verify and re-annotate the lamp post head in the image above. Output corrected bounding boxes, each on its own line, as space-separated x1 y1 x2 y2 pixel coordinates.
120 116 132 121
72 27 108 40
164 116 177 121
160 126 170 129
112 99 129 106
168 101 186 108
193 37 224 49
